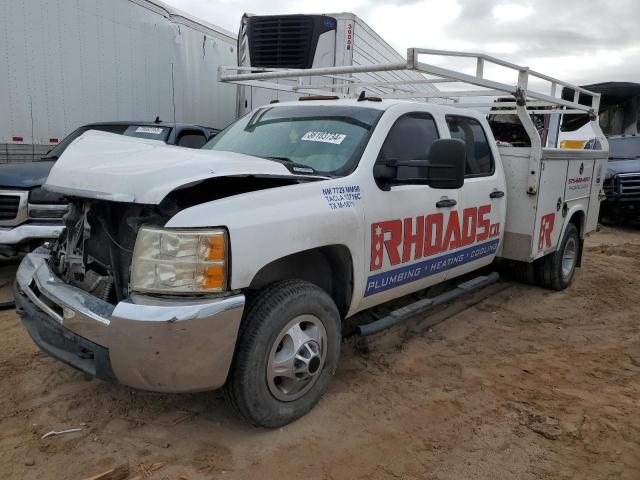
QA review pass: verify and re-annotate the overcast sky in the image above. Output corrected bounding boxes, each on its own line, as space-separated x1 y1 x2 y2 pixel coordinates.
162 0 640 88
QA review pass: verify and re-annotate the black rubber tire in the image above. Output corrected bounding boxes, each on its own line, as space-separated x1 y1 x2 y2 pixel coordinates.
0 301 15 310
223 280 341 428
513 261 537 285
537 223 580 291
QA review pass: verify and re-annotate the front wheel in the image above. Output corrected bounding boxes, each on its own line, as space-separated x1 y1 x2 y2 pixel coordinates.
537 223 580 290
223 280 341 428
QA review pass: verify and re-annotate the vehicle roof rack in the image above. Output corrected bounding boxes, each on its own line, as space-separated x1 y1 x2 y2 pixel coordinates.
220 48 601 115
219 48 608 195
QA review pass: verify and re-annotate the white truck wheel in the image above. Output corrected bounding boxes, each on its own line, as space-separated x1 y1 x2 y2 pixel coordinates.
223 280 341 428
537 223 580 291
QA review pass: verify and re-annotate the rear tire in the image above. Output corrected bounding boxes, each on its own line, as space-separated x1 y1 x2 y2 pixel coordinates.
223 280 341 428
537 223 580 290
513 262 536 285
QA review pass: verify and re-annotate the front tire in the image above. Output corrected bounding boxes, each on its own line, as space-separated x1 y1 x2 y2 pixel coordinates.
223 280 341 428
537 223 580 290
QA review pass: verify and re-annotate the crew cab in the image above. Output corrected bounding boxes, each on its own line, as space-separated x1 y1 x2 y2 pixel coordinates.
14 51 609 428
0 121 219 260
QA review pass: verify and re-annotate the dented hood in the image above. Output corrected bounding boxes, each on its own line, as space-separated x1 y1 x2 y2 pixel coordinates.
44 130 302 204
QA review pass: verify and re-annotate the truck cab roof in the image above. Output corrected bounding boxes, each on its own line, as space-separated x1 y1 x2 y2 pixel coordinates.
265 98 486 120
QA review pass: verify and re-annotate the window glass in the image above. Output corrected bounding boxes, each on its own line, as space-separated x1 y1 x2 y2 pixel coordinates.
446 116 494 176
203 106 382 176
608 137 640 159
123 125 171 141
377 113 439 183
43 125 129 159
177 131 207 149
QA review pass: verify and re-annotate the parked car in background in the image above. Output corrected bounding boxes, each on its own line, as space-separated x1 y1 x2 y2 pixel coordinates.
585 134 640 222
0 121 220 261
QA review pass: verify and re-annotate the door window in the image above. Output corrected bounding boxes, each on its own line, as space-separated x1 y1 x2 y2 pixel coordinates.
376 113 440 185
446 116 494 177
177 130 208 149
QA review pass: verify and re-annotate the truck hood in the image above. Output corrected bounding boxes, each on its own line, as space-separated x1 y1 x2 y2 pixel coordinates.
607 158 640 177
0 160 55 188
44 130 316 204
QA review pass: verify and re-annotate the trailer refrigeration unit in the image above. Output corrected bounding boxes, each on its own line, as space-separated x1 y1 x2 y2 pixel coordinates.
0 0 237 163
236 13 442 115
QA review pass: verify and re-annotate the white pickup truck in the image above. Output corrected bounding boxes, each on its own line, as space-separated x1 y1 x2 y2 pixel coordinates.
14 50 608 427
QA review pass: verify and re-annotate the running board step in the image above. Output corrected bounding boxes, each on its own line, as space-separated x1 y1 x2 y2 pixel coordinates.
357 272 500 336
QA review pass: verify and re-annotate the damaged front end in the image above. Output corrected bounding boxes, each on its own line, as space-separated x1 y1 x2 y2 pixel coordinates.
14 194 246 393
49 199 170 304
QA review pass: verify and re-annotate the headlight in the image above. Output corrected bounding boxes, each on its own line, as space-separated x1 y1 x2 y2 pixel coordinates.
29 187 67 204
28 204 68 219
131 227 228 294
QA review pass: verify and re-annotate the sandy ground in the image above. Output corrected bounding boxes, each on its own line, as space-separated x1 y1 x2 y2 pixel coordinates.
1 225 639 479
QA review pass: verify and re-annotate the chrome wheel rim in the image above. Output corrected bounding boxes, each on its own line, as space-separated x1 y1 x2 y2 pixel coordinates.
267 315 327 402
561 236 577 280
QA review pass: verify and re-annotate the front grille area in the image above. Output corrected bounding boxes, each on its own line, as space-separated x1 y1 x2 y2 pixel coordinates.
0 194 20 220
50 200 170 304
618 174 640 199
247 15 336 69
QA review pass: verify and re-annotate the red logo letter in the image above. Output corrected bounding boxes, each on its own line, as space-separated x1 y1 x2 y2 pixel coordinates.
424 213 444 256
476 204 491 241
402 216 424 262
371 220 403 270
460 207 477 246
538 213 555 250
442 210 462 250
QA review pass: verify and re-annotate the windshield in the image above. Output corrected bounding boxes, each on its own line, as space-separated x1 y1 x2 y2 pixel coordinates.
608 136 640 159
202 105 383 175
42 124 171 160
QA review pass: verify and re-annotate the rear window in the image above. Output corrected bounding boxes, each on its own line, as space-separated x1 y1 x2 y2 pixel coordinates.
123 125 171 141
43 125 128 159
446 116 494 176
44 124 170 159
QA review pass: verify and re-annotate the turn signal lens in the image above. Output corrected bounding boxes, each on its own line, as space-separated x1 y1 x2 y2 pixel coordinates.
203 264 225 290
207 235 225 261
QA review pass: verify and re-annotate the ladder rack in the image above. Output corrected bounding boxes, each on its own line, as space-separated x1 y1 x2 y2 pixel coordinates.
219 47 608 195
219 48 601 115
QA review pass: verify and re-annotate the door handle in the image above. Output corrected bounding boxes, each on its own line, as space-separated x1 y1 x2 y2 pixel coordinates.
436 198 457 208
489 190 505 199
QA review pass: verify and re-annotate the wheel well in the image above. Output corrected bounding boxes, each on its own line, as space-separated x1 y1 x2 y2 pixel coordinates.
567 210 585 266
568 210 585 237
248 245 354 317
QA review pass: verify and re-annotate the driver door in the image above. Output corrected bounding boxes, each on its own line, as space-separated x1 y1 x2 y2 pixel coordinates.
360 112 459 310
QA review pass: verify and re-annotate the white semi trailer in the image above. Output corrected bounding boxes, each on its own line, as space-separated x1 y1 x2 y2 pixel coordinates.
0 0 237 163
235 13 442 115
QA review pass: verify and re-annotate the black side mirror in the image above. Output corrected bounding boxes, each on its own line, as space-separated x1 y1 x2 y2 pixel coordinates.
373 138 466 190
373 160 397 182
426 138 466 189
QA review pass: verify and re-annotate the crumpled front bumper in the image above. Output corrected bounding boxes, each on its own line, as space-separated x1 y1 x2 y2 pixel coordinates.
14 250 245 393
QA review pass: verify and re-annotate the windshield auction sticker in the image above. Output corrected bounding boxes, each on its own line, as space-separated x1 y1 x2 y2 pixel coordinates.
135 127 164 135
302 131 346 144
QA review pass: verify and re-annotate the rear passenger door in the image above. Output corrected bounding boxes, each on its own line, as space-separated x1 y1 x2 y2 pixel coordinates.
443 115 506 279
